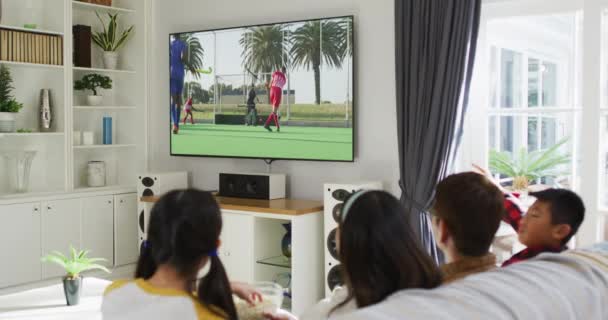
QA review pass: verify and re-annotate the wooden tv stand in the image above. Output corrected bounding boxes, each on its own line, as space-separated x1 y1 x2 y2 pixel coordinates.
140 196 324 314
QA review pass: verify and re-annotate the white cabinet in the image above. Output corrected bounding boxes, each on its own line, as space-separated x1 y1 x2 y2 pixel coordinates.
114 193 138 266
81 195 114 267
41 199 81 278
220 212 254 283
0 203 41 287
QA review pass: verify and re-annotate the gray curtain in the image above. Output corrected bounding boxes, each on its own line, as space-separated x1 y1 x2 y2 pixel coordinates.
395 0 481 262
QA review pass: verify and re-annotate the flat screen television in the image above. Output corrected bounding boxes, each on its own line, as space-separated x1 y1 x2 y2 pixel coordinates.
169 16 354 162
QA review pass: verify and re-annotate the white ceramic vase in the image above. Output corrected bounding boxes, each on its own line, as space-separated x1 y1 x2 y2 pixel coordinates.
87 95 103 106
103 51 118 69
0 112 17 132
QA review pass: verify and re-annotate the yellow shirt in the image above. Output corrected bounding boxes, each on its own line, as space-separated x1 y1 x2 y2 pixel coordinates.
101 278 226 320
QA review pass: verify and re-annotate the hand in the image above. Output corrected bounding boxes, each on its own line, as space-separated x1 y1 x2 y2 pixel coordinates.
262 310 297 320
472 163 506 193
230 281 263 306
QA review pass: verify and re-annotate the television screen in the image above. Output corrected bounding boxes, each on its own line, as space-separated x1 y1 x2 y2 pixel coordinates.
169 16 354 161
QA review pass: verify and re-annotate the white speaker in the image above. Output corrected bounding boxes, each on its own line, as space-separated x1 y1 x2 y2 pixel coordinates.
137 172 188 250
323 181 382 297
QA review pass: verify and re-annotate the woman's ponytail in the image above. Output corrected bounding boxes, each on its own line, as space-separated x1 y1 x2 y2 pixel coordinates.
134 241 158 279
198 255 237 320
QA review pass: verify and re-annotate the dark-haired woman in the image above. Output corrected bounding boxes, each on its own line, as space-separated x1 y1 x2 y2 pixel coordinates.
265 190 442 320
102 189 260 320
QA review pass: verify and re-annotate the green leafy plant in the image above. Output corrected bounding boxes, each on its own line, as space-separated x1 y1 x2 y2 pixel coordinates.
41 246 110 279
0 65 23 113
74 74 112 96
489 137 571 190
92 12 134 52
17 128 33 133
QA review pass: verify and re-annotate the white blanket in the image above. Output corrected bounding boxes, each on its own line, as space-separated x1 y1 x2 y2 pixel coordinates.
334 244 608 320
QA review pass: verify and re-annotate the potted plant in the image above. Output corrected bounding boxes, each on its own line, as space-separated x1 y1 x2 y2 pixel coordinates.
0 65 24 133
41 246 110 306
74 73 112 106
92 12 134 69
489 137 571 193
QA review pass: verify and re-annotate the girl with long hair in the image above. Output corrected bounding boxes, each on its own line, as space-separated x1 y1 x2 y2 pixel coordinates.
265 190 442 319
102 189 259 320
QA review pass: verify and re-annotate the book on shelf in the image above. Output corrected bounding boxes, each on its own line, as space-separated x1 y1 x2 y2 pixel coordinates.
0 28 64 66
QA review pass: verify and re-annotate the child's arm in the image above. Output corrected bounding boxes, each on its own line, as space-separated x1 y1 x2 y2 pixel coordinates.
472 164 523 231
503 193 523 231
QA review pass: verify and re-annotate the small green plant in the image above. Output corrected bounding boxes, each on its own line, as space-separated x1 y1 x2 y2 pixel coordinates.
17 128 33 133
41 246 110 279
489 137 571 190
0 65 23 113
74 74 112 96
92 12 134 52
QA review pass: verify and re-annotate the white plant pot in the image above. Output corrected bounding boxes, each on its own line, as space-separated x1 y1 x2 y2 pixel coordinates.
0 112 17 133
87 95 103 106
103 51 118 70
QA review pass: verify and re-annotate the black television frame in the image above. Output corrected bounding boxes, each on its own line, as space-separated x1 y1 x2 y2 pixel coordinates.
169 15 355 163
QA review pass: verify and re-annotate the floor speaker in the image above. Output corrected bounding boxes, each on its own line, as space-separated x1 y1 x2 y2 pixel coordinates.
323 181 382 297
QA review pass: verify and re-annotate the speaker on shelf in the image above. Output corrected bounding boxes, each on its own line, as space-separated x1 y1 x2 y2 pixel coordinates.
73 25 91 68
323 181 382 297
137 172 188 250
219 173 285 200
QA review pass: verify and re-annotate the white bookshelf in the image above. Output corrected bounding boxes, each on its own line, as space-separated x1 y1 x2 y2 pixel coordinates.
0 61 64 70
73 66 136 74
73 144 137 150
0 0 148 197
72 1 136 14
73 105 136 110
0 24 65 36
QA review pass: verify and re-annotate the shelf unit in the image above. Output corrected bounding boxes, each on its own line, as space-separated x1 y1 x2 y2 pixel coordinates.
0 24 64 36
0 0 148 197
72 1 136 14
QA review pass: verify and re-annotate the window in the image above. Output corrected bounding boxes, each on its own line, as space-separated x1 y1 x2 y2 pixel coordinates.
484 14 579 189
460 0 608 246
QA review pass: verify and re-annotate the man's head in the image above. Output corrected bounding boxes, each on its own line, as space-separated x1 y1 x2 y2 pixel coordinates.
518 189 585 248
431 172 505 261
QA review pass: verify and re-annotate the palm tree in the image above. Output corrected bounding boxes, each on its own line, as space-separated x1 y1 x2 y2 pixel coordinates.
177 34 204 97
340 18 353 60
177 34 204 80
240 25 289 84
290 20 345 105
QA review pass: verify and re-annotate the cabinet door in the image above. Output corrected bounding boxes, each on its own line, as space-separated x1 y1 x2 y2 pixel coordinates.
42 199 81 278
221 212 254 283
114 193 138 266
82 195 114 267
0 203 42 287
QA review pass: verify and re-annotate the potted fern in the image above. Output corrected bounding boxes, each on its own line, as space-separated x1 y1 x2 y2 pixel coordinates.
42 246 110 306
0 65 24 132
489 137 571 192
92 12 134 69
74 73 112 106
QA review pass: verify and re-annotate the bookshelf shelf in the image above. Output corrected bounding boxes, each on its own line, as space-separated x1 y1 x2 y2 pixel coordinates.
0 132 65 138
73 66 135 74
0 25 64 36
73 144 137 150
73 106 136 110
0 60 64 70
72 1 136 14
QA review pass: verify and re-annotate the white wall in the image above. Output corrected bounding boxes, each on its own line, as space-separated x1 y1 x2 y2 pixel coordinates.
148 0 398 200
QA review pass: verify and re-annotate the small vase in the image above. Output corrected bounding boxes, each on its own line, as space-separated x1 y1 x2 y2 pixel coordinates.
87 95 103 106
39 89 52 132
281 223 292 259
103 51 118 69
2 151 36 193
87 161 106 187
0 112 16 132
63 276 82 306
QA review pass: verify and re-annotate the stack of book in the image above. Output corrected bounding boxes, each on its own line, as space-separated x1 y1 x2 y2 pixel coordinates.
0 28 64 66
